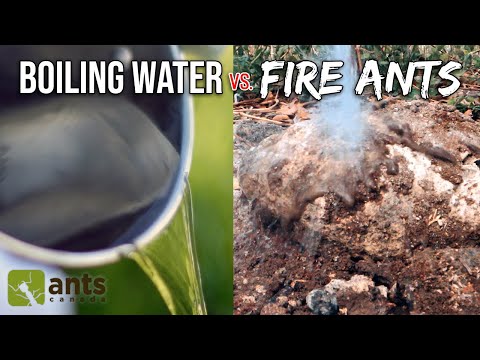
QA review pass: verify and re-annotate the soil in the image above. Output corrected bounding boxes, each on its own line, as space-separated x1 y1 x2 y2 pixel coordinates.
234 98 480 315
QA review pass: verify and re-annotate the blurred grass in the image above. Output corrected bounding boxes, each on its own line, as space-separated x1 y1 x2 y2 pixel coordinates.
188 47 233 314
67 46 233 315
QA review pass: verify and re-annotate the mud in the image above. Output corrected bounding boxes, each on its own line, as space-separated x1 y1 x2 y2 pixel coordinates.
234 99 480 315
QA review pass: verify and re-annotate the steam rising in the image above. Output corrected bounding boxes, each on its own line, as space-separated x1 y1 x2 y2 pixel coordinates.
317 45 367 159
299 45 378 208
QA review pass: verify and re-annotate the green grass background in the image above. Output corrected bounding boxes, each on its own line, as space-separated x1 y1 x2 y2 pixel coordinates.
67 46 233 315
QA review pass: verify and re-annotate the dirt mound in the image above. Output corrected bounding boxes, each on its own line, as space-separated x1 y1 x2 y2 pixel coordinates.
234 99 480 315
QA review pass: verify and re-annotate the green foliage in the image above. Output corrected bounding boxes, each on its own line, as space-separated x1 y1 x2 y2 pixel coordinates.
361 45 479 71
188 47 233 314
234 45 326 95
449 95 480 115
361 45 480 101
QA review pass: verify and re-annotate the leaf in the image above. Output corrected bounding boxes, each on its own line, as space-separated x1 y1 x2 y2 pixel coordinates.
262 91 275 102
272 114 291 121
440 53 449 62
456 49 465 58
278 102 298 117
456 103 469 112
296 107 310 121
464 54 472 66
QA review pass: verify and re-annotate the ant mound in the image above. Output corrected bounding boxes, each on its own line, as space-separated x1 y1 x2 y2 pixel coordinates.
238 102 480 260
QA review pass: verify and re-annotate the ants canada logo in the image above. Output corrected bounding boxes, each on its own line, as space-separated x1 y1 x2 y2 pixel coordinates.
7 270 107 306
8 270 45 306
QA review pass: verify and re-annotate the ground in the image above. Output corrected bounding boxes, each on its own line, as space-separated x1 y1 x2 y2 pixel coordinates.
233 98 480 315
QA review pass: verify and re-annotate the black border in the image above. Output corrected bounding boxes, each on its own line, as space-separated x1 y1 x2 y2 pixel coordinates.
1 14 477 44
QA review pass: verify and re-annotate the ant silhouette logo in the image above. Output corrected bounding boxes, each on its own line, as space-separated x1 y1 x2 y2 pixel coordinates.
8 270 45 306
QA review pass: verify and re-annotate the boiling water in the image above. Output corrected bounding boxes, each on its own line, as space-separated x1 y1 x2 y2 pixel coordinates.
66 180 207 315
131 181 207 315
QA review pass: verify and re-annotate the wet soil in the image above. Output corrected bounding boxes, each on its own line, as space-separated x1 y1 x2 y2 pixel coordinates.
234 98 480 315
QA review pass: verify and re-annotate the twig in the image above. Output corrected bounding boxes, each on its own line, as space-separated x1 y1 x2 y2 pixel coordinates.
359 47 375 54
467 48 480 56
461 84 480 90
234 98 263 106
233 99 279 113
355 45 363 73
300 100 318 107
236 112 291 126
429 98 448 104
427 209 443 227
233 109 275 114
260 98 277 106
250 46 268 64
264 98 280 109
